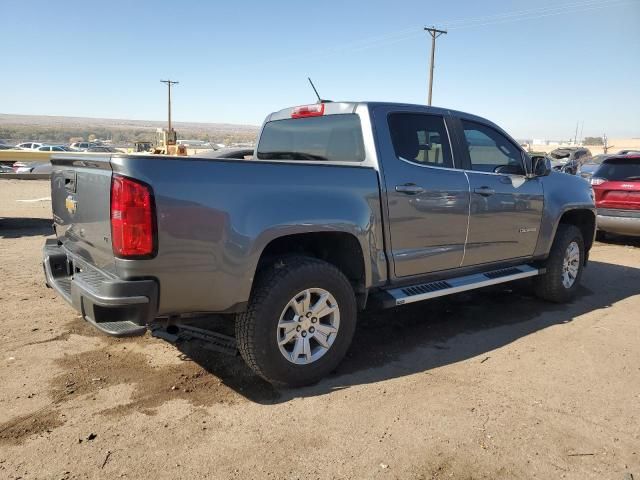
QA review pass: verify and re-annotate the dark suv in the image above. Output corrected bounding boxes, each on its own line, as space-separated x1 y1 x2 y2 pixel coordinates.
549 147 592 175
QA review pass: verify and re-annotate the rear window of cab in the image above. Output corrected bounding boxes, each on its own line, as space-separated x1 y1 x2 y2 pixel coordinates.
257 114 365 162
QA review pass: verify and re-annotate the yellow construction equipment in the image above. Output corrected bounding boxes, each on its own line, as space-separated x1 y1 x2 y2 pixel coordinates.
150 128 186 155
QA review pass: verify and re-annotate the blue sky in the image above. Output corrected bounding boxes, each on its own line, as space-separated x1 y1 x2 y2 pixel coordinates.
1 0 639 138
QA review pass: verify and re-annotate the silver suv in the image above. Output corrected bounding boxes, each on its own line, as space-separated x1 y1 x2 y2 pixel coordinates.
69 142 98 151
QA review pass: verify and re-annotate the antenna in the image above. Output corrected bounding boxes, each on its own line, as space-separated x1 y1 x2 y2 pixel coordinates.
307 77 331 103
308 77 322 103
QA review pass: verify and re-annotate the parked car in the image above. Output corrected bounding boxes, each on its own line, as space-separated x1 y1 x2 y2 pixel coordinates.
86 146 123 153
0 164 13 173
69 142 98 151
549 147 592 175
11 162 32 173
591 154 640 237
616 149 640 155
43 101 596 386
8 162 53 174
12 161 37 173
37 145 72 152
22 162 53 175
577 154 611 180
134 141 154 153
0 144 19 150
15 142 44 150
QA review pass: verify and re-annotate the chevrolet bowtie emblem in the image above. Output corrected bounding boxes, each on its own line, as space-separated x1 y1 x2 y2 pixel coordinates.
65 195 77 215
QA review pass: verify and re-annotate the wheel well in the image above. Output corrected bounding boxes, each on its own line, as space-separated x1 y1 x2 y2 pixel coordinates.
257 232 367 308
558 209 596 253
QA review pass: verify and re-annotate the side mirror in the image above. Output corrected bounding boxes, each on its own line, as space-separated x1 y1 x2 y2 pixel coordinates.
529 155 551 178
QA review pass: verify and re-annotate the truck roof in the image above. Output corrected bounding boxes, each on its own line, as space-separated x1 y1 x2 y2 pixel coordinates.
266 101 509 140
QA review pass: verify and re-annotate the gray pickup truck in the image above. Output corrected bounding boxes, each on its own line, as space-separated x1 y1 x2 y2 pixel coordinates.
43 101 596 386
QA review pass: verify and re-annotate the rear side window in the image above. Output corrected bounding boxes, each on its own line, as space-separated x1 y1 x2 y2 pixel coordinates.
595 159 640 181
387 113 452 168
257 114 365 162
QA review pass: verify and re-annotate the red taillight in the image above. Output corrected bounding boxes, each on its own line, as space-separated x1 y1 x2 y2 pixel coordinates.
291 103 324 118
110 174 155 258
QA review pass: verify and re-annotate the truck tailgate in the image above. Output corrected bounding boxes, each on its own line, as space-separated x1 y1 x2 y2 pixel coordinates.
51 154 116 273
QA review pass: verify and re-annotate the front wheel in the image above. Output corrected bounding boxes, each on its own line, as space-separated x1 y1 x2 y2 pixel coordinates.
533 224 585 303
235 256 357 387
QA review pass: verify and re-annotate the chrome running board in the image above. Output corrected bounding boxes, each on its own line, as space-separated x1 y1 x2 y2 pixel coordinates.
384 265 541 307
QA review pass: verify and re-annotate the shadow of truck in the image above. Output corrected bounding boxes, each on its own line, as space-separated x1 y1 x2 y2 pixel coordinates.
0 217 52 238
131 259 640 404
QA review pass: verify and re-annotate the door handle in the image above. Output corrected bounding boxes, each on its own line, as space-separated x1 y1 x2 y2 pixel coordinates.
395 184 425 195
473 186 495 196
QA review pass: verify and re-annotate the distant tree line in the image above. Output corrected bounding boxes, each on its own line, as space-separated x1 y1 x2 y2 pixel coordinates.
0 124 257 146
583 136 604 146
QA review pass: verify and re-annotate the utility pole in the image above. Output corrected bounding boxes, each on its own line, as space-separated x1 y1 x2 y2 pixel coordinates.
603 133 613 154
424 26 447 106
160 80 179 132
574 121 579 145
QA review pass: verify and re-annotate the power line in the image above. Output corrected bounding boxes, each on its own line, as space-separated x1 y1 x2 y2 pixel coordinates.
444 0 633 30
323 0 628 54
250 0 633 66
439 0 624 28
334 0 630 54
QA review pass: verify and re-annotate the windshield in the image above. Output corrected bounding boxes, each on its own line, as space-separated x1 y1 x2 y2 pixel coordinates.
550 150 571 160
257 114 365 162
595 159 640 181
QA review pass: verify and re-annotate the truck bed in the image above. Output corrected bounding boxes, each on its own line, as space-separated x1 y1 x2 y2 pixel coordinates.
50 153 385 315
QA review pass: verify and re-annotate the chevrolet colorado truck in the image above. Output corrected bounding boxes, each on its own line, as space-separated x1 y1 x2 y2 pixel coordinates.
43 102 596 386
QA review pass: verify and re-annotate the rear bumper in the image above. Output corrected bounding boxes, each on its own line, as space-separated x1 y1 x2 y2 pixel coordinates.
597 209 640 236
43 239 158 336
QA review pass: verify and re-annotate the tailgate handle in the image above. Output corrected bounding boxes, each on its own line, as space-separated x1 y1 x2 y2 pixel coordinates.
63 171 77 193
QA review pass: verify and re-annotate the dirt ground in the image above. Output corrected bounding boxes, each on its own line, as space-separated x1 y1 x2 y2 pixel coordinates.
0 179 638 480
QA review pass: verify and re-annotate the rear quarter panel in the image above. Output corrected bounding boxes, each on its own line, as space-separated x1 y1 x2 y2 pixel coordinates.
110 155 385 314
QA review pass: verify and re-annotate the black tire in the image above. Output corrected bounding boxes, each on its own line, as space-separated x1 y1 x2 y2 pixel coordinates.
533 224 585 303
235 256 357 387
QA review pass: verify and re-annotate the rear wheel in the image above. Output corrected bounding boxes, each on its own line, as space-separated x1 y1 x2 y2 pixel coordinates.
534 224 585 303
235 256 357 387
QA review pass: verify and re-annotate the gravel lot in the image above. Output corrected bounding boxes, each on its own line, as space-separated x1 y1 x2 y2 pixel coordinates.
1 179 639 480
